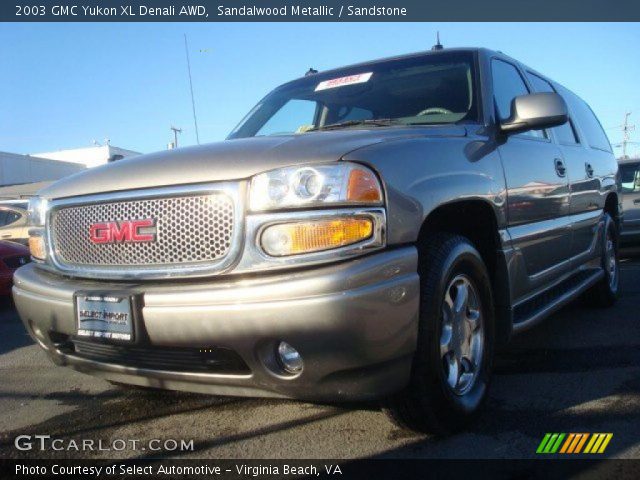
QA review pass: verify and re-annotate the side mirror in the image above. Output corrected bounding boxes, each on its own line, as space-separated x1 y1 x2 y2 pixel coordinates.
500 92 568 134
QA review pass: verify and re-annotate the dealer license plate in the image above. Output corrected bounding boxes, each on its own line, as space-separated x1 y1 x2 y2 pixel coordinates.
76 294 133 341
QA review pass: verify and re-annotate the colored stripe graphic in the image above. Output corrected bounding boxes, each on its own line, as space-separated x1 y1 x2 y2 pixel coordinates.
537 433 565 453
538 433 613 454
584 433 613 454
559 433 575 453
574 433 589 453
537 433 552 453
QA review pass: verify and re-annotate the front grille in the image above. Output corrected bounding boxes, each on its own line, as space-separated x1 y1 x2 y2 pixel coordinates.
66 339 250 374
3 254 30 269
50 193 234 269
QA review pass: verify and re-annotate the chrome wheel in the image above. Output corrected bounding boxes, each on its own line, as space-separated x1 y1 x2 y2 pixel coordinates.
605 230 618 289
440 274 484 395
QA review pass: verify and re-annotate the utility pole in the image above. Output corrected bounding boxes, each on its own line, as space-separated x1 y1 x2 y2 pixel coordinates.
184 34 200 145
170 126 182 148
621 112 635 159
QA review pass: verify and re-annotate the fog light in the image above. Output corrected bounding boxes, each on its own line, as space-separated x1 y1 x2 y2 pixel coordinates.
260 217 373 256
277 341 303 374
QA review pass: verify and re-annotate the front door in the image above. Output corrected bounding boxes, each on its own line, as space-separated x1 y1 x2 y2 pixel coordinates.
492 59 571 278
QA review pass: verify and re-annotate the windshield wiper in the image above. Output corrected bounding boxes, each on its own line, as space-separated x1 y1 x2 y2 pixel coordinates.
308 118 398 132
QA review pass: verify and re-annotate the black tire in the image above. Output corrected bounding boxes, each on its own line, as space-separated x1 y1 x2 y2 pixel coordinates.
586 213 619 308
384 233 495 435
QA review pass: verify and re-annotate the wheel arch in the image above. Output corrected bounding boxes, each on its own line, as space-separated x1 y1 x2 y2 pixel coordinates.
417 199 513 345
604 192 620 230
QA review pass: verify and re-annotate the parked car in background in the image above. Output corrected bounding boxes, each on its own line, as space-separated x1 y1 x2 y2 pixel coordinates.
0 241 29 296
618 157 640 244
14 47 619 434
0 200 29 245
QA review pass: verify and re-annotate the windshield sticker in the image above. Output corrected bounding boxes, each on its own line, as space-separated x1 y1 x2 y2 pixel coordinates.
315 72 373 91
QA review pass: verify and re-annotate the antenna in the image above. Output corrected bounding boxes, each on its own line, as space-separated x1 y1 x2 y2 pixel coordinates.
184 34 200 145
432 31 444 51
170 125 183 148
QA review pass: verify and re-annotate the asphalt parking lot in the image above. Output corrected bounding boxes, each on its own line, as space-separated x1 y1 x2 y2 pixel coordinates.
0 253 638 460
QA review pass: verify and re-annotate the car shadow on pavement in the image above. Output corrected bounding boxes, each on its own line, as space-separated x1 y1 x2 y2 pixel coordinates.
131 408 351 461
0 298 32 355
0 389 245 457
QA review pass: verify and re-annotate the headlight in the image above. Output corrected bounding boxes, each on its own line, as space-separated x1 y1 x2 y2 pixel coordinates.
27 196 48 227
249 163 383 211
27 197 48 261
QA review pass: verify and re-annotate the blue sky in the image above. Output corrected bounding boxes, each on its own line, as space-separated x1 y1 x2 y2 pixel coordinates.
1 22 639 157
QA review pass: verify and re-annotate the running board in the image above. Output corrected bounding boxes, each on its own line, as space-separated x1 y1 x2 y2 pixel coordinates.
512 268 604 334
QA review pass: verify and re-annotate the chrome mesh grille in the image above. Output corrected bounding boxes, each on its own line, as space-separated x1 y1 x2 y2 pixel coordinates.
50 193 234 268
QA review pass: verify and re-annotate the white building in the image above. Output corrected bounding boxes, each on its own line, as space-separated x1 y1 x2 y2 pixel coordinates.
32 144 140 169
0 151 85 187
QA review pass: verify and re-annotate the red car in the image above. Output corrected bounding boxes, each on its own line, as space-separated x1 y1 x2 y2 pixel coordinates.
0 241 30 296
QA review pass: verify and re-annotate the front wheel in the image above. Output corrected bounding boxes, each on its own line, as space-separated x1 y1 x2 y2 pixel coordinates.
384 233 495 434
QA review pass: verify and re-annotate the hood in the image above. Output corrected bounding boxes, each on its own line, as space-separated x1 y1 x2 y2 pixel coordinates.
39 126 467 200
0 240 29 257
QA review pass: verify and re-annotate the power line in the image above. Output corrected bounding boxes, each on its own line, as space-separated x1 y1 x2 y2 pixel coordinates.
184 34 200 145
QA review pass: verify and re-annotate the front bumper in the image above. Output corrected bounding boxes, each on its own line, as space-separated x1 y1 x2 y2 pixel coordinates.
13 247 419 401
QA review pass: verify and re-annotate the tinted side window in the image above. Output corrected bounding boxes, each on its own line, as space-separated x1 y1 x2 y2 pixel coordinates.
556 85 611 152
526 73 579 145
0 211 7 227
492 60 543 138
620 163 640 192
572 100 611 152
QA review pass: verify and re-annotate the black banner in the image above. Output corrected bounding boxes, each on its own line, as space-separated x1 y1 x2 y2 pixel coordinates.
2 0 640 22
2 459 640 480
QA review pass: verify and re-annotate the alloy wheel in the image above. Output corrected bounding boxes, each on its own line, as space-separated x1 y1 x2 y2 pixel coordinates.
440 274 484 395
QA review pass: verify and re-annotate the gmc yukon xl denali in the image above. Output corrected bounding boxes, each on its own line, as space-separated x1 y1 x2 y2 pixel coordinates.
15 48 619 433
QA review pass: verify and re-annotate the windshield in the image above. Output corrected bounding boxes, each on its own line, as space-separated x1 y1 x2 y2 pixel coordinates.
228 51 478 139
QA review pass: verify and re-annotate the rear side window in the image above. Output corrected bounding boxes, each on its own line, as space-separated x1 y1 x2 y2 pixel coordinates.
491 60 543 138
556 85 612 152
571 100 611 152
526 72 579 145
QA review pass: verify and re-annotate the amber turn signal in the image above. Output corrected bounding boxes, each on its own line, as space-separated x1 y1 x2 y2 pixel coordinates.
261 218 374 256
347 168 383 203
28 235 46 260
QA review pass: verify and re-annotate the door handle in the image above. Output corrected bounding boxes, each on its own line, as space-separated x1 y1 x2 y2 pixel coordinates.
1 234 11 239
634 199 640 205
554 158 566 177
585 162 594 178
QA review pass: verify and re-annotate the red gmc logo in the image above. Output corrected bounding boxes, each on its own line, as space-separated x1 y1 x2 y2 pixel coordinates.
89 219 156 244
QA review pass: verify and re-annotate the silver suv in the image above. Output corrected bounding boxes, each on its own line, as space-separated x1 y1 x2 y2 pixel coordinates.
14 48 619 433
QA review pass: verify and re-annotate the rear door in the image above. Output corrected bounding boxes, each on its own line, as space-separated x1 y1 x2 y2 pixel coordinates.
525 73 602 256
492 58 571 280
556 86 614 256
